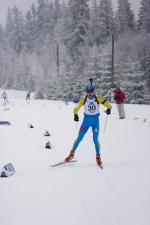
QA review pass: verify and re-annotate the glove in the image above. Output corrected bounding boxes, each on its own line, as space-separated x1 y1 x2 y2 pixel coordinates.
74 114 79 122
106 108 111 115
114 96 120 100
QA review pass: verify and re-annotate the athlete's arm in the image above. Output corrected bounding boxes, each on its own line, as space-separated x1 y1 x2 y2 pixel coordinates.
97 97 112 109
74 98 84 114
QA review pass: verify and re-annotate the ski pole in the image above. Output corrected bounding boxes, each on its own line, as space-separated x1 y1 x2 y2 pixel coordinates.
89 78 93 87
103 114 108 133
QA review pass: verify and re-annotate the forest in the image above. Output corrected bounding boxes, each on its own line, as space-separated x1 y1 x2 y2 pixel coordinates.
0 0 150 104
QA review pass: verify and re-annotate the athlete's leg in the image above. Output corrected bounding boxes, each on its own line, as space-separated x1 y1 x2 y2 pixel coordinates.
120 103 125 118
72 116 90 152
92 117 100 155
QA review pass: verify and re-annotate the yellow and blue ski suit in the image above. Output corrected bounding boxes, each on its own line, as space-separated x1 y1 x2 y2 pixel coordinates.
72 95 112 155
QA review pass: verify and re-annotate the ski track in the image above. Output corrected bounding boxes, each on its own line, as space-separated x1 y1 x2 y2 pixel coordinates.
0 90 150 225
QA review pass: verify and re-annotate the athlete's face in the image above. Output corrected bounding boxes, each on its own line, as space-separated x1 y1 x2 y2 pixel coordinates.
87 91 94 96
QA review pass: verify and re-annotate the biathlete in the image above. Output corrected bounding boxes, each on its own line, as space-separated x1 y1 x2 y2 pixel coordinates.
65 84 112 166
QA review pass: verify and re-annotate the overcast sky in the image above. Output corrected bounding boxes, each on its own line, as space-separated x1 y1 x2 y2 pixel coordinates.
0 0 141 25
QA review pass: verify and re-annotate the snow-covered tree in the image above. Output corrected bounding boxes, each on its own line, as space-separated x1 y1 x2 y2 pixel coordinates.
5 5 25 54
115 0 136 35
54 0 62 23
64 0 90 71
46 79 59 100
24 3 37 52
0 24 5 85
35 0 55 54
89 0 100 46
53 1 67 76
121 62 146 104
138 0 150 33
0 0 149 104
93 57 113 101
86 45 113 101
140 37 150 99
97 0 113 44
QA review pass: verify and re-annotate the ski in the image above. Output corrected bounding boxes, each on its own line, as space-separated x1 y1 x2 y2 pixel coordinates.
50 160 77 167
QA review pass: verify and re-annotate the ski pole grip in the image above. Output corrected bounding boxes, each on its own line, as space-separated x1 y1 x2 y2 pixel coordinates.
89 78 93 86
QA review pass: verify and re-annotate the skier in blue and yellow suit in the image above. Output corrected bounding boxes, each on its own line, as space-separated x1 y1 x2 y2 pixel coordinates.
65 84 112 166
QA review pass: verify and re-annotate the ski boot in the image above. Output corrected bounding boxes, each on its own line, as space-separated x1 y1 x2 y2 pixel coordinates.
96 154 102 167
65 150 74 162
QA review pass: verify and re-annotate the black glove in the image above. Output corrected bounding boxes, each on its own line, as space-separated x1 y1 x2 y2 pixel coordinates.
74 114 79 122
114 96 120 100
106 108 111 115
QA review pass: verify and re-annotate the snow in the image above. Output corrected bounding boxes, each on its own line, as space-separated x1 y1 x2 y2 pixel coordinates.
0 89 150 225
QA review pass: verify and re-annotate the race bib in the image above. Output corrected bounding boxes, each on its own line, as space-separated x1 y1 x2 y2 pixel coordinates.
84 98 99 115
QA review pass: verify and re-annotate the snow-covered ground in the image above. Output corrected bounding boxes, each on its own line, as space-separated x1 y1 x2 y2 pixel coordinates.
0 89 150 225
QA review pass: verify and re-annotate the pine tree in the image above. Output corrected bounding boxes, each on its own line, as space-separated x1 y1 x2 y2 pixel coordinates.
89 0 100 46
121 62 146 104
138 0 150 33
0 24 4 47
141 52 150 102
0 24 5 85
53 0 67 77
90 46 113 101
133 33 150 102
97 0 113 44
64 0 90 71
46 81 58 100
24 3 37 52
54 0 62 23
115 0 136 35
5 5 25 54
35 0 55 54
95 58 112 101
